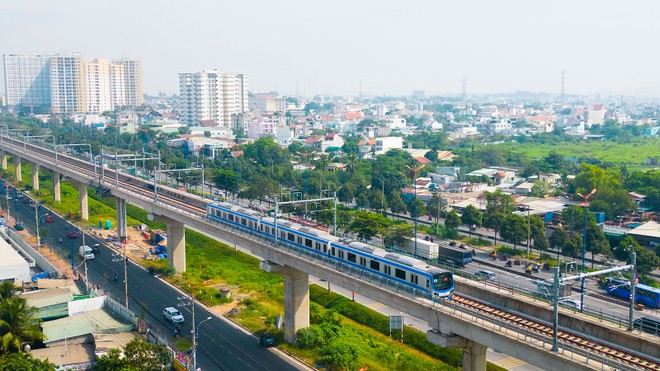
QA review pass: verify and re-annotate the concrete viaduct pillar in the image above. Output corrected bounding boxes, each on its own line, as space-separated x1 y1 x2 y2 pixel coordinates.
0 152 6 170
427 330 487 371
260 261 310 344
31 164 40 191
78 183 88 221
14 157 21 182
52 172 61 203
148 213 187 273
116 198 127 244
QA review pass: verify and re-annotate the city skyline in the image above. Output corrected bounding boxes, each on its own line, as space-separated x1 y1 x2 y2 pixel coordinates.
2 1 660 97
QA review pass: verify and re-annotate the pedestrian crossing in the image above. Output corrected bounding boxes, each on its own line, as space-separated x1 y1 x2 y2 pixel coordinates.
495 356 527 370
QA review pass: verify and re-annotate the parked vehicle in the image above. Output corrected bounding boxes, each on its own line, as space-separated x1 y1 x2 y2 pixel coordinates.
163 307 184 324
259 333 275 347
14 222 24 231
475 270 496 281
66 230 78 239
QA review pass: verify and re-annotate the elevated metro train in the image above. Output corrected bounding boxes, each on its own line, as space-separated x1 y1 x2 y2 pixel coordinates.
206 202 454 299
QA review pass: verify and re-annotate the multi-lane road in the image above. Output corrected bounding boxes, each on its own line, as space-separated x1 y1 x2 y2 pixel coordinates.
3 186 310 371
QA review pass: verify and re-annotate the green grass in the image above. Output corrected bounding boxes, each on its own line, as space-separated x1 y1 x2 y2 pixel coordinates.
498 137 660 165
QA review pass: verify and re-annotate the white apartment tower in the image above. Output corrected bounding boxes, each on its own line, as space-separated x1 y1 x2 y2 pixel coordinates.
50 53 86 114
114 58 143 107
178 69 248 126
2 54 51 108
85 59 113 113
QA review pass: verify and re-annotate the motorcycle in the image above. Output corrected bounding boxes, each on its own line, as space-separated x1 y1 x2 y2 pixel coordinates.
525 266 533 275
532 265 539 273
113 274 118 282
513 259 521 266
505 260 512 267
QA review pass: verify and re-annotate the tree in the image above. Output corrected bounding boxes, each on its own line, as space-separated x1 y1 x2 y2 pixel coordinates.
529 215 547 252
612 235 639 261
0 281 18 301
483 190 514 245
499 214 527 250
406 198 427 218
633 245 660 276
461 205 483 231
529 181 549 198
563 234 583 258
348 211 390 242
426 194 444 222
213 169 237 195
384 223 414 248
548 227 570 253
122 338 172 371
444 210 461 238
389 193 406 214
96 348 133 371
0 298 44 353
0 352 56 371
561 206 611 266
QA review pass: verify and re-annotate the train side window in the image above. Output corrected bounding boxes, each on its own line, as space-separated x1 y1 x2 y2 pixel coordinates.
395 268 406 280
322 244 327 253
384 265 391 275
228 214 234 221
331 246 336 256
241 218 247 226
347 253 356 263
338 250 344 259
297 237 302 244
287 233 295 242
411 274 418 284
425 279 430 288
305 239 313 248
370 260 380 271
359 257 366 266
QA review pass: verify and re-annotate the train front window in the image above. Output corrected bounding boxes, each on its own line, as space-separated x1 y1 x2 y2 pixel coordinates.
433 272 453 290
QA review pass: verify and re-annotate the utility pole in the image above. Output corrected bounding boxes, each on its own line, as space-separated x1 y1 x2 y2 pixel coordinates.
577 188 597 313
406 164 424 256
34 201 40 247
526 205 531 259
112 248 129 308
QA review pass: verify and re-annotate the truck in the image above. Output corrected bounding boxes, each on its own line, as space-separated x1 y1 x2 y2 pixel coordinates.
437 245 473 266
399 238 439 260
79 245 95 260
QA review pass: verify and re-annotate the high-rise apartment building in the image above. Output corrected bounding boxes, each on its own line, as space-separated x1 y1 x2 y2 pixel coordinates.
178 69 248 126
114 59 143 107
50 53 86 114
2 54 51 108
2 53 143 114
85 59 112 113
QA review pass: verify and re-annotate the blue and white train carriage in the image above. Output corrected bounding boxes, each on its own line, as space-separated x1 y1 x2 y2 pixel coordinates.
206 202 454 299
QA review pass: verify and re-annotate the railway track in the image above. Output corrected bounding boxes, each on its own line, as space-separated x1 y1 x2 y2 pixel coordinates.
452 295 660 370
3 136 658 370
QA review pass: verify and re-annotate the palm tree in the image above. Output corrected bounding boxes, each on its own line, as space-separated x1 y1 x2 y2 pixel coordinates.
0 298 44 353
0 281 18 302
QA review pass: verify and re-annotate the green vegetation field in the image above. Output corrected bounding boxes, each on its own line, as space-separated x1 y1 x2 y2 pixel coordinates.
499 137 660 165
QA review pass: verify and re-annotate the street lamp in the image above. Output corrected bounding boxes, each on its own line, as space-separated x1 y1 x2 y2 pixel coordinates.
193 316 213 370
576 188 597 312
406 164 424 256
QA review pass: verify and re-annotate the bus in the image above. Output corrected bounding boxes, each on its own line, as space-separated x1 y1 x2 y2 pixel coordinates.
604 277 660 309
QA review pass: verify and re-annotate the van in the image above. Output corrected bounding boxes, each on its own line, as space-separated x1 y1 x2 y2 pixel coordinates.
15 191 23 199
633 317 660 336
79 245 95 260
475 270 496 281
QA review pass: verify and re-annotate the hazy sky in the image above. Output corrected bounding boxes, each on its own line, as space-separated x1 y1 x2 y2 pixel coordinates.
2 0 659 97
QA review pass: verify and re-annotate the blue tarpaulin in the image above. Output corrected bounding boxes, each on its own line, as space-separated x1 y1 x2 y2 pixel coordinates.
31 272 50 282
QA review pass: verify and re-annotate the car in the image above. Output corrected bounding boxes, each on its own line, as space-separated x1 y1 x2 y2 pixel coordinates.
44 215 54 223
91 244 101 254
475 270 496 281
559 299 582 310
448 241 457 247
163 307 184 324
14 222 24 231
22 197 30 204
66 230 78 239
259 333 276 347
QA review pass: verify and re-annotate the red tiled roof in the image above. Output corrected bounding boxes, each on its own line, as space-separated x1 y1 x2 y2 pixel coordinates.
416 157 431 164
304 135 323 144
346 112 364 120
200 120 219 127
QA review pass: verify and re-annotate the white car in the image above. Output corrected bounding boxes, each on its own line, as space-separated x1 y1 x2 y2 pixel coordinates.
163 307 184 324
559 299 583 310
